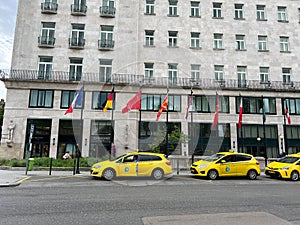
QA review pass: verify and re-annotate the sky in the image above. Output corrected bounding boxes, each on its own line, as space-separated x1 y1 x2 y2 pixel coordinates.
0 0 18 100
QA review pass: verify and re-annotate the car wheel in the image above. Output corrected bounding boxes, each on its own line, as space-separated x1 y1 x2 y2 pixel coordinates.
247 170 257 180
207 169 218 180
291 171 299 181
102 168 116 181
152 168 164 180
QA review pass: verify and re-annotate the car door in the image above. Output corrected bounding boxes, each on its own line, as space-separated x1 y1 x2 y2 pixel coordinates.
117 154 138 177
137 154 156 176
217 155 237 177
235 155 253 176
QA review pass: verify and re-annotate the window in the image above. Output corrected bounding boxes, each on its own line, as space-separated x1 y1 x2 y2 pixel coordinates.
283 98 300 115
278 6 288 22
168 1 178 16
69 58 83 81
41 0 58 13
234 4 244 19
280 36 289 52
237 66 247 88
193 95 229 113
29 89 53 108
99 25 114 48
259 67 269 83
191 64 200 80
92 92 114 109
61 90 76 108
39 22 55 46
100 0 115 16
141 94 181 111
168 31 178 47
256 5 266 20
70 24 85 47
168 64 177 84
282 68 291 84
214 65 224 81
236 35 246 50
258 35 268 51
145 0 155 14
191 2 200 17
71 0 87 14
99 59 112 82
191 32 200 48
213 3 222 18
145 30 154 46
144 63 154 78
237 96 276 114
38 56 52 80
213 33 223 49
298 8 300 23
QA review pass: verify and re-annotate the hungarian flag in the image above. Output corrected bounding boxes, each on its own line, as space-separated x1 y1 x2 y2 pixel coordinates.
156 94 168 121
238 97 243 128
64 87 83 115
185 91 193 120
211 93 219 127
103 88 114 112
286 107 291 125
122 90 142 113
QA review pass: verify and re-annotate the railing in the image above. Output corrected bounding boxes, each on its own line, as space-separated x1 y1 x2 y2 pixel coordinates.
69 38 85 48
98 39 115 50
38 36 55 47
41 2 58 13
71 4 87 15
1 70 299 91
99 6 116 17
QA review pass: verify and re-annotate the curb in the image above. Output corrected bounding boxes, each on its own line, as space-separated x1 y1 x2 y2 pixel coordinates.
0 182 20 188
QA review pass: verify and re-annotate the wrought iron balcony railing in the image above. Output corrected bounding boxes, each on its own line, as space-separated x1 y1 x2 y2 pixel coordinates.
38 36 55 47
69 38 85 49
1 70 299 92
98 39 114 50
99 6 116 17
41 2 58 13
71 4 87 15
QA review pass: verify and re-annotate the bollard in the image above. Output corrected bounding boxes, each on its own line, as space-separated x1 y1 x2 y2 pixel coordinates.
177 159 179 175
49 158 53 176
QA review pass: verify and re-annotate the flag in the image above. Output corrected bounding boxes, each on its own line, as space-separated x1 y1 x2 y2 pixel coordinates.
262 98 266 123
156 94 168 121
122 90 142 113
185 91 193 120
211 93 219 127
286 106 291 125
103 88 114 112
238 97 243 128
64 87 83 115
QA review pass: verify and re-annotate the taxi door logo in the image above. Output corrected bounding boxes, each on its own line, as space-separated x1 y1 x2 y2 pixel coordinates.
125 167 129 172
226 167 230 172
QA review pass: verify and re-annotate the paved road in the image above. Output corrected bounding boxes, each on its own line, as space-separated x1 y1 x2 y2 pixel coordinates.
1 174 300 225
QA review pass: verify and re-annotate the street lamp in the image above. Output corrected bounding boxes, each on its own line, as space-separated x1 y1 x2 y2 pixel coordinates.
257 137 261 156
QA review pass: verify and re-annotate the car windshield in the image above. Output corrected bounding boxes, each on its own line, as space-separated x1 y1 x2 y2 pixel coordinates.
278 156 300 164
111 154 127 162
203 153 225 162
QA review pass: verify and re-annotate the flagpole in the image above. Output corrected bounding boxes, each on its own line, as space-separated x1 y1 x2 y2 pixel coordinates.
262 96 267 167
283 100 288 155
110 87 115 159
76 85 84 174
190 88 194 162
138 109 141 151
166 88 169 157
240 95 244 152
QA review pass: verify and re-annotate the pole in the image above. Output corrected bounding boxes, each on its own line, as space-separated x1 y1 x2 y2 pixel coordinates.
165 88 169 157
262 96 267 167
283 100 288 155
109 87 115 159
138 109 141 151
76 85 84 174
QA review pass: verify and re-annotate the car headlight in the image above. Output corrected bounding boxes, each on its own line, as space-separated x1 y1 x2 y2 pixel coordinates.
280 166 290 170
198 164 208 169
93 165 101 169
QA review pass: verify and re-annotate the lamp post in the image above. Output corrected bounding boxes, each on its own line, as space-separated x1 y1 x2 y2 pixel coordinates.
279 134 284 156
257 136 261 156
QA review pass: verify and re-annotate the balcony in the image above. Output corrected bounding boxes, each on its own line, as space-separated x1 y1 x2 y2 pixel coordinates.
38 36 55 48
99 6 116 17
71 4 87 16
2 70 300 92
41 2 58 14
69 38 85 49
98 39 114 50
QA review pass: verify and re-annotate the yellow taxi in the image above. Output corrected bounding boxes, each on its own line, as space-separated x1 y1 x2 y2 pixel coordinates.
90 152 172 180
265 152 300 181
190 151 260 180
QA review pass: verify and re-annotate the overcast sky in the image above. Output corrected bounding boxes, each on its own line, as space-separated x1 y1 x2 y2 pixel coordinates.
0 0 18 100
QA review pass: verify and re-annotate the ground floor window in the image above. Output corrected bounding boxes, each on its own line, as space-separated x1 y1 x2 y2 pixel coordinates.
24 119 52 158
285 126 300 154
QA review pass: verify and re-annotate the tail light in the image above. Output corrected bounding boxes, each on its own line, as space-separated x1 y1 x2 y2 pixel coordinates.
256 161 260 165
165 161 171 165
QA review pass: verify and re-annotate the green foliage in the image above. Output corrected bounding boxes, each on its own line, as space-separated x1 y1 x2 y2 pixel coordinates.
0 158 8 166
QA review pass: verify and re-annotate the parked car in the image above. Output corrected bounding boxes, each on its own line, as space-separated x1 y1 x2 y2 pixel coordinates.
90 152 172 180
190 151 260 180
265 152 300 181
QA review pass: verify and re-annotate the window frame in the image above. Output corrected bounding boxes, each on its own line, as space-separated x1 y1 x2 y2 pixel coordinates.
256 5 266 20
213 33 223 49
258 35 268 51
145 30 155 46
99 59 112 82
236 35 246 50
191 1 200 17
212 2 222 18
168 31 178 47
29 89 54 108
234 4 244 19
190 32 200 48
280 36 290 52
145 0 155 15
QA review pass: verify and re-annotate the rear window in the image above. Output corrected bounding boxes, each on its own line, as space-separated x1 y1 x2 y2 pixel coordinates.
139 155 162 161
236 155 252 162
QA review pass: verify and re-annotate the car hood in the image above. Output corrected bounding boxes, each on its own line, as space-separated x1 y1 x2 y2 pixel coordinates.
267 161 291 169
92 160 114 167
193 160 213 167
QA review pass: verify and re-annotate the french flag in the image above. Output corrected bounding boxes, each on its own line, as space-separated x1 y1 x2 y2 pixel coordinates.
64 87 83 115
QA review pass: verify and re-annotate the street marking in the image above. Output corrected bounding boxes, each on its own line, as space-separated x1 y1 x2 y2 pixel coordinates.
16 176 31 183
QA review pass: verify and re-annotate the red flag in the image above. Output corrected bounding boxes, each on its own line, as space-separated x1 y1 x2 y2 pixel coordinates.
238 97 243 128
122 90 142 113
211 93 219 127
156 95 168 121
286 107 291 125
